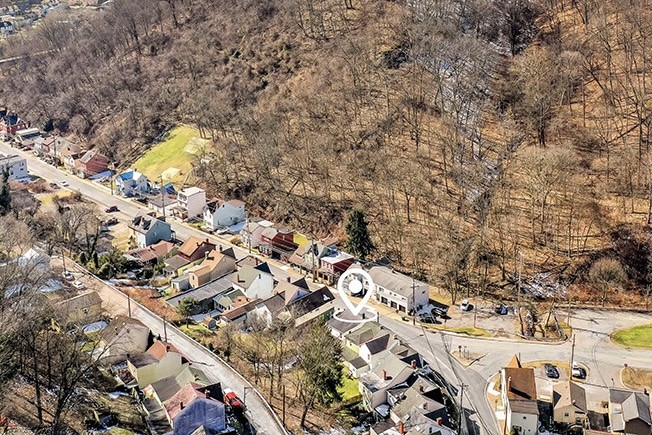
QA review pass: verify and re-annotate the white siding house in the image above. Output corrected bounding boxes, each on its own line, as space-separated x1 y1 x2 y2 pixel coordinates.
203 199 246 230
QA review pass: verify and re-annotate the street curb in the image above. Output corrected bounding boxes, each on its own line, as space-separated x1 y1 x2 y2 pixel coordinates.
64 257 289 435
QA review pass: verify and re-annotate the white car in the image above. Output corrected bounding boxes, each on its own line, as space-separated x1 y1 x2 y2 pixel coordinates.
60 180 69 187
72 280 85 289
460 299 471 311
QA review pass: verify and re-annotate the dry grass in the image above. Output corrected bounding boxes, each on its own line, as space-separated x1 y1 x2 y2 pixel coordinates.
621 367 652 391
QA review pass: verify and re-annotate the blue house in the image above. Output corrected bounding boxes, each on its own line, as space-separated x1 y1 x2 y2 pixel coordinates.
172 397 229 434
116 169 150 197
128 215 173 248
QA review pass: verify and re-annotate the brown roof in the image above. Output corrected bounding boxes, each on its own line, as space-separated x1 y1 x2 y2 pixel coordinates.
164 382 205 420
129 240 175 262
221 299 259 322
146 341 181 360
506 354 522 368
504 367 537 401
191 248 235 279
178 236 215 258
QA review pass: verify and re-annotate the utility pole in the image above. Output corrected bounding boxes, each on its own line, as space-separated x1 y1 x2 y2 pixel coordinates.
127 293 132 318
159 175 166 220
245 212 251 254
458 383 467 432
310 235 315 282
412 279 417 325
61 246 67 273
569 334 576 370
517 251 524 336
282 384 286 427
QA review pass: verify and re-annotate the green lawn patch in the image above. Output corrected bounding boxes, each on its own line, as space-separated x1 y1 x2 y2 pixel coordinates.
612 324 652 348
180 324 213 341
132 125 208 186
338 370 361 402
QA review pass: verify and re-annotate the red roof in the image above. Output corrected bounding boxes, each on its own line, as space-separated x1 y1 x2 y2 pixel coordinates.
146 341 181 360
164 383 205 420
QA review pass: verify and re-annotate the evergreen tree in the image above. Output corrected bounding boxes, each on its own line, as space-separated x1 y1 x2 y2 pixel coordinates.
0 168 11 216
345 210 374 260
176 298 198 326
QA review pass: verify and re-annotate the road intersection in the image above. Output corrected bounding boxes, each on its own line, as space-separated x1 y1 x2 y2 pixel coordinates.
4 142 652 435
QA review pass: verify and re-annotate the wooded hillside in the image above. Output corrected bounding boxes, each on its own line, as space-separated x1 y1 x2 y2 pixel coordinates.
3 0 652 304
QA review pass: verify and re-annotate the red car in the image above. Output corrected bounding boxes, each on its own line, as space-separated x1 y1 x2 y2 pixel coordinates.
222 388 244 410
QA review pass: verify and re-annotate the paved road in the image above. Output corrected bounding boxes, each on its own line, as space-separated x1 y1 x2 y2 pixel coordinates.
64 258 287 435
8 142 652 435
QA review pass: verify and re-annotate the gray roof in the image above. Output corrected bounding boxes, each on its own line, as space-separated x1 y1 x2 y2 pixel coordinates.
166 274 234 307
349 356 369 370
363 333 392 355
360 353 412 393
367 265 427 297
173 398 226 435
128 352 159 368
510 399 540 415
231 263 271 288
326 313 364 335
553 381 587 414
610 388 652 428
149 376 181 402
129 215 169 235
164 255 190 272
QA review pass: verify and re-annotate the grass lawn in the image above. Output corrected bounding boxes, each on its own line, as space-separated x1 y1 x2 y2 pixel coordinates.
612 324 652 348
132 125 208 186
622 367 652 390
180 324 214 341
338 371 361 402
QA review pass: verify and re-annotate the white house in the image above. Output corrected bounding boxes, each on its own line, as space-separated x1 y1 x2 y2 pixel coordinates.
240 218 274 249
363 265 429 314
0 153 28 179
500 355 539 435
127 341 187 388
230 262 275 300
359 332 398 369
175 187 206 220
128 215 173 248
115 169 149 197
203 199 246 230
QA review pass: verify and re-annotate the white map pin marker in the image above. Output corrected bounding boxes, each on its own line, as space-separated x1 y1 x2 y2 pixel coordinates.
337 269 375 316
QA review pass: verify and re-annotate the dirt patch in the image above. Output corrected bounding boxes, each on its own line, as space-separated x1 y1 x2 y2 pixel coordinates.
621 367 652 391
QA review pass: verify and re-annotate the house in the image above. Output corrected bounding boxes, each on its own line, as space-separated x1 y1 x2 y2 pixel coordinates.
326 310 368 341
289 237 338 276
553 381 587 427
127 240 176 265
177 237 217 263
13 127 41 147
174 187 206 220
318 249 355 285
240 218 274 249
148 194 179 216
500 355 539 435
609 388 652 435
259 227 297 261
219 299 261 325
128 214 173 248
56 291 103 325
356 265 430 314
0 110 26 139
213 288 249 312
166 273 234 315
143 366 211 405
34 136 76 164
188 248 237 289
127 340 188 388
203 199 245 230
74 149 110 178
164 255 191 278
288 285 336 326
359 332 399 370
388 374 451 430
359 353 417 410
163 383 229 433
0 154 27 179
99 316 151 362
60 141 83 172
230 261 275 300
116 169 149 197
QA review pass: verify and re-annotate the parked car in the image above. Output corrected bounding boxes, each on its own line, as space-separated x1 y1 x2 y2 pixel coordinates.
105 217 119 226
50 182 60 189
60 180 69 187
460 299 471 311
62 271 74 281
432 305 449 317
495 304 508 315
104 205 119 213
572 367 587 379
71 280 85 290
223 388 244 411
544 363 560 379
419 314 437 324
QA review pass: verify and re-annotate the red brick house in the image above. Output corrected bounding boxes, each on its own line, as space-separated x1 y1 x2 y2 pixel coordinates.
318 250 355 284
74 150 109 178
259 227 298 261
0 111 26 139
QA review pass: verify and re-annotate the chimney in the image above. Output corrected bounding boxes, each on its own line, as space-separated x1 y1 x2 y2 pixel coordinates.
382 370 387 380
180 402 184 410
219 245 223 252
398 422 405 435
436 418 443 426
255 257 260 265
419 383 424 393
205 238 209 243
422 402 428 410
237 274 241 283
166 345 170 351
507 376 512 392
287 277 291 283
645 389 649 396
362 313 366 319
411 360 417 369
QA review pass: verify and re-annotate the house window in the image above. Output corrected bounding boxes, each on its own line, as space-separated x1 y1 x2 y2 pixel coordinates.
564 412 569 417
